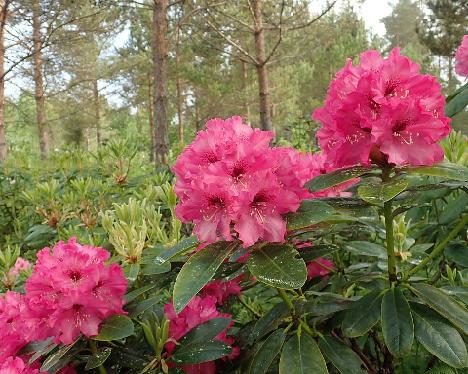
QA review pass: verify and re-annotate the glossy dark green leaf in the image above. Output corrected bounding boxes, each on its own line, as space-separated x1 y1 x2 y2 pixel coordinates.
342 291 384 337
412 303 468 368
305 166 370 192
249 329 286 374
40 340 78 371
318 335 366 374
445 83 468 117
93 315 134 341
249 302 289 344
424 363 459 374
153 236 199 264
141 262 171 275
279 334 328 374
124 284 157 303
440 286 468 305
304 299 353 316
381 287 414 356
400 162 468 182
410 283 468 335
247 244 307 289
172 340 232 364
286 201 335 230
344 241 387 259
129 294 163 317
173 241 235 313
85 347 112 370
358 178 408 205
126 263 140 282
24 338 57 364
445 241 468 267
177 318 231 347
298 244 339 262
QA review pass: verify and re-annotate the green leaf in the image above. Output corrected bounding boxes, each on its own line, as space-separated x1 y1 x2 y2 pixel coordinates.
305 166 370 193
171 340 232 364
173 241 235 313
381 287 414 356
304 299 353 316
129 294 163 318
247 244 307 289
400 162 468 182
141 262 171 275
344 241 387 259
153 236 199 264
445 83 468 117
342 291 384 337
93 315 134 341
299 244 339 262
126 263 140 282
440 286 468 305
85 347 112 370
23 338 57 365
249 302 289 344
40 340 78 372
412 303 468 369
125 284 157 303
318 336 366 374
177 318 231 347
410 283 468 335
279 334 328 374
445 241 468 268
358 178 408 205
286 201 335 230
249 329 286 374
424 363 459 374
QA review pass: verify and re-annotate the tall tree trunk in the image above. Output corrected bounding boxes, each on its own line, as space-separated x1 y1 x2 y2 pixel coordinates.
32 0 49 159
0 0 8 161
152 0 169 165
242 61 251 124
147 73 155 161
251 0 272 131
175 24 184 147
93 79 101 146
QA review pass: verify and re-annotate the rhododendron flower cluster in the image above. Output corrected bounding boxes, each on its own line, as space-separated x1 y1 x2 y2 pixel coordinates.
455 35 468 77
24 237 128 344
0 238 127 372
307 258 334 280
164 296 239 374
200 278 242 305
313 48 451 167
174 116 351 247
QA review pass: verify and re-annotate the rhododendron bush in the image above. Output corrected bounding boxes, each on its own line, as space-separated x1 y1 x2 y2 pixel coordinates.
0 48 467 374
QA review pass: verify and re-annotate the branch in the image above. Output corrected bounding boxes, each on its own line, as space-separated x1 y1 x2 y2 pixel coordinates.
282 1 336 31
263 0 284 65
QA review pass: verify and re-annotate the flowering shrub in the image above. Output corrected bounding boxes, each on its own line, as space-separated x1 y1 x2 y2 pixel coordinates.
0 48 467 374
313 48 451 167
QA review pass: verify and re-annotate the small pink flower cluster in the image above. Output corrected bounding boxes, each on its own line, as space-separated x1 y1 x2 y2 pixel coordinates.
0 238 127 371
295 241 334 280
1 257 32 289
455 35 468 77
174 116 348 248
313 48 451 167
164 293 240 374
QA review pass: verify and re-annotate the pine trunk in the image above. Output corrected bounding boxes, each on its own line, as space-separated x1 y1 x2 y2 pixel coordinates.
32 0 49 159
93 79 101 146
0 0 7 161
152 0 169 165
251 0 272 131
147 73 155 161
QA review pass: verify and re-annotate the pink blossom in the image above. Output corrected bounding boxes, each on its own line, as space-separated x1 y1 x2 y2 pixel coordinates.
164 296 238 374
455 35 468 77
9 258 32 278
0 292 28 361
313 48 450 167
201 278 242 305
173 117 305 248
0 356 42 374
307 258 334 280
24 238 128 344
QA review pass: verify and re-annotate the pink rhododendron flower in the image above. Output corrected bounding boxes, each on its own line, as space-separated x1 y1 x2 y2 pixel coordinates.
0 292 28 361
9 257 31 278
307 258 334 280
455 35 468 77
173 116 314 248
0 356 42 374
313 48 450 168
164 296 239 374
24 237 128 344
201 278 242 305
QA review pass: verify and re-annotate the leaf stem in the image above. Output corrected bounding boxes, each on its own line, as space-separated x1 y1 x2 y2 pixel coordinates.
89 340 107 374
276 288 295 314
402 214 468 282
384 199 397 285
